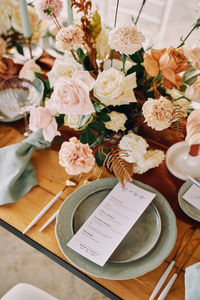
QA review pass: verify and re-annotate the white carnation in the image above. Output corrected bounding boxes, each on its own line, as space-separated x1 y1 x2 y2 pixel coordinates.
134 150 165 174
105 111 127 132
119 132 148 163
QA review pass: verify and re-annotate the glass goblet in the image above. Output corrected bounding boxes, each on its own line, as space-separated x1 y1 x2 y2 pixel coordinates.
0 77 44 136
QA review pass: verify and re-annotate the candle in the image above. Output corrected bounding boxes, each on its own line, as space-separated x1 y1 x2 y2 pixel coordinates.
19 0 32 38
67 0 74 25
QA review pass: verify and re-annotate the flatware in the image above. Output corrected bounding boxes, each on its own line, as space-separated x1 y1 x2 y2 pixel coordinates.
39 168 103 232
149 226 197 300
23 175 80 234
158 238 200 300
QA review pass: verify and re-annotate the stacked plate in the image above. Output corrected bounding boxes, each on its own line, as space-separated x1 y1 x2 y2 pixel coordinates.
55 178 177 280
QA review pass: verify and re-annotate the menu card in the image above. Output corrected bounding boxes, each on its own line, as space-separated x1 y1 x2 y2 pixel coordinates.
67 182 156 266
182 184 200 210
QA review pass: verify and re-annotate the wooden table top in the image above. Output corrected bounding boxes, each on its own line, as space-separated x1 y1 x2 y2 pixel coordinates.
0 123 199 300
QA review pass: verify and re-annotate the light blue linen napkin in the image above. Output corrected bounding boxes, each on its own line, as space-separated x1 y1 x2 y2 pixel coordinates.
0 129 50 205
185 262 200 300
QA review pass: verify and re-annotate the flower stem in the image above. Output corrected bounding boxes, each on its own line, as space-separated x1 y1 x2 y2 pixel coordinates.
121 54 127 74
178 18 200 48
135 0 147 25
111 0 120 67
51 13 61 30
172 95 191 102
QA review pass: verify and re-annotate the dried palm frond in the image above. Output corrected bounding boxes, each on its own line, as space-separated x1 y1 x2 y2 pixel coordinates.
171 105 185 132
104 147 134 187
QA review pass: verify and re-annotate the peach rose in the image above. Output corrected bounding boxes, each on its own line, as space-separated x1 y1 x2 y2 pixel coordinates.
59 137 95 175
50 71 95 115
29 107 60 142
144 47 189 89
185 76 200 102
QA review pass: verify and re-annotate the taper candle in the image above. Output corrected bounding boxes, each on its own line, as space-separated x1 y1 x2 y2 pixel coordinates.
19 0 32 38
67 0 74 25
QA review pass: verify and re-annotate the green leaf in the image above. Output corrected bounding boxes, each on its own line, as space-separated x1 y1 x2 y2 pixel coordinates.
16 44 24 55
127 64 144 78
76 48 86 63
94 148 108 167
56 135 62 145
55 114 65 126
34 72 52 99
183 68 200 85
98 113 111 122
93 102 102 113
129 48 144 63
77 114 92 129
84 55 93 71
90 120 105 132
80 127 96 145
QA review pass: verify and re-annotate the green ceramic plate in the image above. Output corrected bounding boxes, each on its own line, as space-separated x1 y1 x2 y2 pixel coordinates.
178 178 200 222
72 190 161 263
55 178 177 280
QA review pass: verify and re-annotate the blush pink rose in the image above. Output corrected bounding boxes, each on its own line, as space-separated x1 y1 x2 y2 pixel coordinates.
51 71 95 116
59 137 95 175
29 106 60 142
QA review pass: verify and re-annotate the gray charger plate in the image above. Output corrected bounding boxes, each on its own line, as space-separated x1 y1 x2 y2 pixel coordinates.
178 178 200 222
72 188 161 263
55 178 177 280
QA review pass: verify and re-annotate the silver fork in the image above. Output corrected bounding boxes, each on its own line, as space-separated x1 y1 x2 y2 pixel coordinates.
39 168 103 232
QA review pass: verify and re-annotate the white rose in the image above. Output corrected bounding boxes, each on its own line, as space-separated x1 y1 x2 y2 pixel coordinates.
47 57 83 87
94 67 137 106
183 41 200 69
119 132 148 163
95 28 111 60
105 111 127 132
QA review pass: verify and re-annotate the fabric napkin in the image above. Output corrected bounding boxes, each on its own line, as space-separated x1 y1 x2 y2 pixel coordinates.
185 262 200 300
0 129 50 205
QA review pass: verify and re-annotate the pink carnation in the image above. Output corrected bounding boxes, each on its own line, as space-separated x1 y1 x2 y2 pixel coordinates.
59 137 95 175
34 0 63 19
51 71 95 115
108 24 145 55
29 106 60 142
55 25 84 52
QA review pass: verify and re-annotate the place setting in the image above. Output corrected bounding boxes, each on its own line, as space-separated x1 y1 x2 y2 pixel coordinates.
55 177 177 280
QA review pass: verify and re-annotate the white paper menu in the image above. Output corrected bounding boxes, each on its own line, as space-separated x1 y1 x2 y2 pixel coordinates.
182 184 200 210
67 182 156 266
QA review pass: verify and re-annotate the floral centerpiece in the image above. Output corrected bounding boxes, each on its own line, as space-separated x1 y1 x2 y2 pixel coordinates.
18 0 200 185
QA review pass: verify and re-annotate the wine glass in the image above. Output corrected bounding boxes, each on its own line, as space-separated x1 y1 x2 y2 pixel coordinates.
0 77 44 136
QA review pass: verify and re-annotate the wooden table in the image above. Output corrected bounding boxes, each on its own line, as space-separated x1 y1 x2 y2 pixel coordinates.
0 123 200 300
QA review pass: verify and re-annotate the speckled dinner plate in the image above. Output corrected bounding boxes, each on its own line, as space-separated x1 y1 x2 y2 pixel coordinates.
55 178 177 280
178 178 200 222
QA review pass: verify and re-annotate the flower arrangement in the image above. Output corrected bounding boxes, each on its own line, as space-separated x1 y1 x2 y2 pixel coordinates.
15 0 200 185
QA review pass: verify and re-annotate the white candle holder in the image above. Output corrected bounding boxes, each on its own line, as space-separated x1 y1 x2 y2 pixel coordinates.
166 141 200 180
